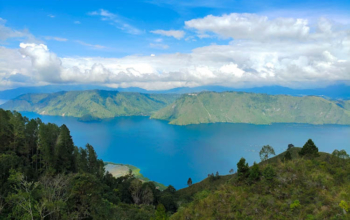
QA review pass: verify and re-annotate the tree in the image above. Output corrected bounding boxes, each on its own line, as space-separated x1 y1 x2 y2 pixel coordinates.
35 174 70 220
164 185 176 194
141 186 154 205
129 179 143 204
6 170 39 220
299 139 319 158
187 178 192 187
55 125 75 173
86 144 105 178
259 145 275 162
229 168 234 174
248 162 261 182
152 204 168 220
237 158 250 179
283 151 292 161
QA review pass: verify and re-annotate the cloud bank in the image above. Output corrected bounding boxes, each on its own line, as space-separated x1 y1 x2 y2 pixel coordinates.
0 13 349 90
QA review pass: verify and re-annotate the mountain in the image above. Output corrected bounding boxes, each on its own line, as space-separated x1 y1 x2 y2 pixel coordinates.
1 90 179 119
152 91 350 125
1 83 349 101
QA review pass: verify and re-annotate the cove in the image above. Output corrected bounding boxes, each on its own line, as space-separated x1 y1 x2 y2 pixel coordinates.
21 112 350 189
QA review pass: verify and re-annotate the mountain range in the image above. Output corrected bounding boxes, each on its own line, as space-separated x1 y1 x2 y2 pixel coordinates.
152 92 350 125
1 90 179 119
1 84 350 100
2 90 350 125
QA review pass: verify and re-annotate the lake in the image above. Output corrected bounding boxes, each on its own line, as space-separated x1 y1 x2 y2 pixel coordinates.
21 112 350 189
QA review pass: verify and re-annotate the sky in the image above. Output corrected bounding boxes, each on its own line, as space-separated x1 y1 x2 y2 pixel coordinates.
0 0 350 90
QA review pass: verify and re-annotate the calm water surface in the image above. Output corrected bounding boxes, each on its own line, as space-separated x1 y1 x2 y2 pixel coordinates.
21 112 350 189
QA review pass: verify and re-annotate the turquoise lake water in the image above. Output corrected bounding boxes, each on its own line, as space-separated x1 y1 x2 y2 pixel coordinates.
21 112 350 189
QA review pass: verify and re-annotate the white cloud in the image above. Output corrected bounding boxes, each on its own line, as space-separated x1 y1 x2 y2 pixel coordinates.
48 14 55 18
0 18 40 43
19 43 62 82
74 21 81 24
185 13 310 41
88 9 142 35
151 30 185 39
0 14 349 90
149 43 169 49
75 40 107 49
44 36 68 42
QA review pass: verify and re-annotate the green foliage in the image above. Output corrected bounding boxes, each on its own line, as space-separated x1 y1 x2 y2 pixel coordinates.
172 146 350 220
152 204 169 220
262 165 275 180
339 200 348 212
259 145 276 162
248 162 261 183
0 110 174 220
283 151 292 161
299 139 320 158
152 91 350 125
237 157 250 179
290 200 301 211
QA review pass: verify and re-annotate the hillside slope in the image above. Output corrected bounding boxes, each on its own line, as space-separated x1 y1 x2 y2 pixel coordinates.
1 90 179 119
172 147 350 219
152 92 350 125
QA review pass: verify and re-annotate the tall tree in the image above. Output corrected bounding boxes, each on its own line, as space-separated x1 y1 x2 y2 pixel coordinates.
38 123 60 172
259 145 276 162
0 109 13 153
55 125 75 173
237 158 250 179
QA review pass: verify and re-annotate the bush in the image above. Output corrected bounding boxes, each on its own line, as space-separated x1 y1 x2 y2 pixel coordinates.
262 165 275 180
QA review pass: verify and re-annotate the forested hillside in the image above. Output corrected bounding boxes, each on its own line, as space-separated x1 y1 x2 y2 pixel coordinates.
172 144 350 220
0 109 177 220
1 90 179 120
152 92 350 125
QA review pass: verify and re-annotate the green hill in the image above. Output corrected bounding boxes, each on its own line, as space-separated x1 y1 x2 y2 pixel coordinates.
1 90 179 119
172 146 350 219
152 92 350 125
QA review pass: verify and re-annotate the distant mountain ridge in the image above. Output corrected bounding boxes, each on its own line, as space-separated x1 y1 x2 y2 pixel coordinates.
151 91 350 125
1 84 349 100
1 90 179 119
2 90 350 125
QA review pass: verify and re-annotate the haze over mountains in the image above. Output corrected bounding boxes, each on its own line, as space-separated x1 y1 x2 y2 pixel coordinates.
1 84 350 100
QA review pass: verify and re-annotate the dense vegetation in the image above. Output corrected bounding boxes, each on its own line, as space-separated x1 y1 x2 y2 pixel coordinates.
0 109 178 220
1 90 179 120
152 91 350 125
172 144 350 219
1 109 350 219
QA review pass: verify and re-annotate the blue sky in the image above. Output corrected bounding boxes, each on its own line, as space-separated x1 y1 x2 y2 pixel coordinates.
1 0 349 57
0 0 349 90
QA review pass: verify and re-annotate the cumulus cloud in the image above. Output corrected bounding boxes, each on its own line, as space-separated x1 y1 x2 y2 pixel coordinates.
150 30 185 39
88 9 142 35
19 43 62 82
1 14 349 90
185 13 310 41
